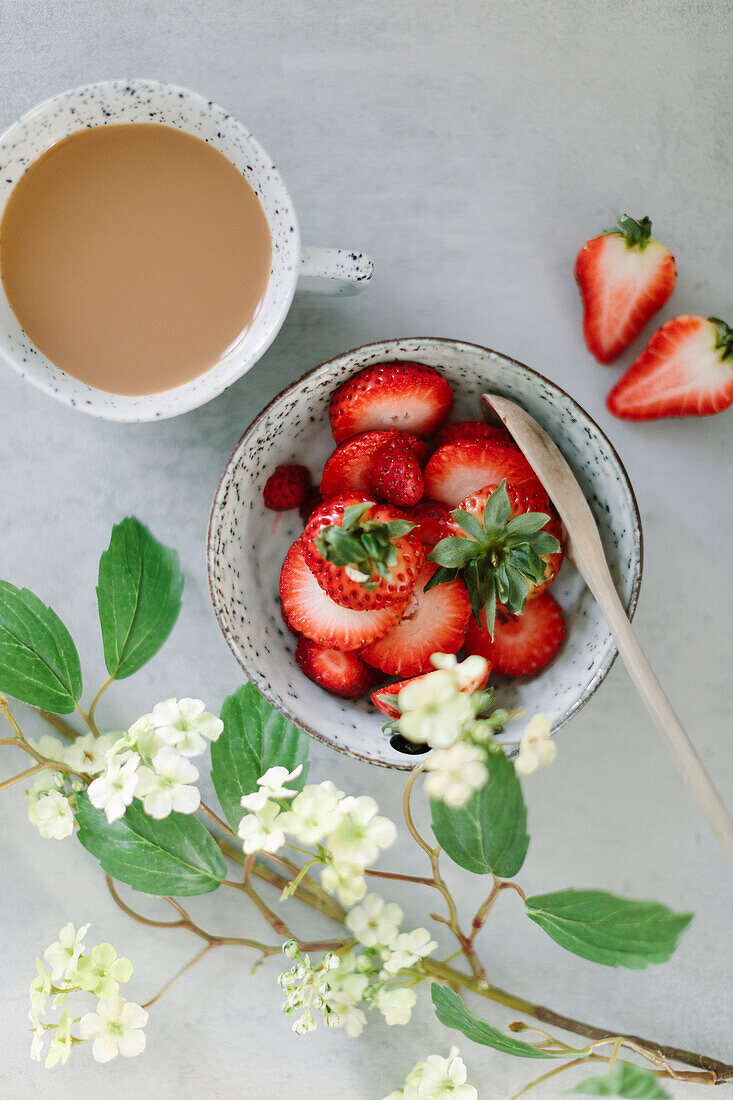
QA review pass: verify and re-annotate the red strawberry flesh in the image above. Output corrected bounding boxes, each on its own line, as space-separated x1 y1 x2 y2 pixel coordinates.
361 561 471 677
424 439 543 506
465 592 565 677
296 636 374 699
320 430 428 498
279 537 405 650
329 361 453 443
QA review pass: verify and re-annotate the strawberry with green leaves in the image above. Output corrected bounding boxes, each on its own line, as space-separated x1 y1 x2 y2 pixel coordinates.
304 494 423 611
426 480 562 636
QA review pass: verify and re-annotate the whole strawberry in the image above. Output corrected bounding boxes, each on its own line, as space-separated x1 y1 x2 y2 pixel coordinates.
263 464 311 511
303 494 423 610
368 437 424 507
575 214 676 364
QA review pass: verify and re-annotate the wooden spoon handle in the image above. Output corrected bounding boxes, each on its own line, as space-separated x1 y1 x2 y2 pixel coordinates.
586 561 733 868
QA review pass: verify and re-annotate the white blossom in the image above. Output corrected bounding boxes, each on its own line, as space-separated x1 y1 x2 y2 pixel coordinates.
135 747 201 819
29 958 52 1015
397 671 474 748
238 801 286 855
278 781 344 845
87 754 140 823
430 652 489 690
325 992 367 1036
44 923 90 981
45 1009 74 1069
63 732 119 776
79 996 148 1062
423 743 489 807
381 927 438 973
320 860 367 906
515 715 556 776
240 764 303 813
30 734 68 764
383 1047 477 1100
29 1014 46 1062
26 769 64 828
75 943 133 998
150 698 223 757
346 894 403 948
327 796 396 866
376 986 416 1026
33 789 75 839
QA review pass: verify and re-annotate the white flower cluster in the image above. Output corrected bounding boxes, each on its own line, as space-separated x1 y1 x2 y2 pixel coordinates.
382 1046 477 1100
238 769 397 907
29 923 147 1068
279 895 437 1037
25 733 119 840
390 653 556 807
87 698 223 823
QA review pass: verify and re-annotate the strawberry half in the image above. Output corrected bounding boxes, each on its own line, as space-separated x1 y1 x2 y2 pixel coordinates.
424 438 543 507
427 480 562 635
263 465 311 511
406 500 454 549
464 592 566 676
329 361 454 443
370 660 491 719
295 636 374 699
303 495 423 610
361 561 471 677
607 315 733 420
368 437 424 507
436 421 513 447
279 537 405 650
320 430 429 498
575 214 676 364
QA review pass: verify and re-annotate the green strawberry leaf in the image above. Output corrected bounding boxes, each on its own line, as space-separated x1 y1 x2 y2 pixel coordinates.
432 986 558 1059
431 750 529 877
341 502 373 530
609 214 652 250
526 531 561 556
569 1062 670 1097
428 537 483 569
0 582 82 713
482 480 512 533
504 511 550 539
524 890 692 968
96 517 184 681
451 509 487 543
210 683 310 831
75 793 225 896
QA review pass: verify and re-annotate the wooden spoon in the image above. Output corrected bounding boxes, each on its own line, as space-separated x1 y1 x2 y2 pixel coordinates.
482 392 733 868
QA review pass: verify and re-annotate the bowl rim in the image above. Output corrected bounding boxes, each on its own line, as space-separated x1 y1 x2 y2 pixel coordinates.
207 336 644 769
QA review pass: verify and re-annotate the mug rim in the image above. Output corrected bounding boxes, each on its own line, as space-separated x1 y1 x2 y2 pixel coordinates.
0 78 301 422
206 336 644 770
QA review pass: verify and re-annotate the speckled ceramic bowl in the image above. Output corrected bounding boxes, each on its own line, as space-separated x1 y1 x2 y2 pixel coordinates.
207 338 643 769
0 79 372 421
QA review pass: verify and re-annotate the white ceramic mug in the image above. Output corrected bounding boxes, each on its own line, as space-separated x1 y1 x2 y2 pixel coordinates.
0 79 374 422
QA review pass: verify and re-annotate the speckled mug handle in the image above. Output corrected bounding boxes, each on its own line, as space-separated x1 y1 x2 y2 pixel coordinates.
297 246 374 296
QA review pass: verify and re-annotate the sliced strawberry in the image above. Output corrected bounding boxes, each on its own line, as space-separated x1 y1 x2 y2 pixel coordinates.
436 421 513 447
329 361 454 443
280 598 298 635
370 660 491 719
465 593 565 676
303 495 423 610
575 214 676 364
279 538 405 650
424 439 542 506
450 481 563 601
320 430 428 498
369 437 424 507
263 465 311 511
607 315 733 420
295 636 374 699
406 499 454 549
361 561 471 677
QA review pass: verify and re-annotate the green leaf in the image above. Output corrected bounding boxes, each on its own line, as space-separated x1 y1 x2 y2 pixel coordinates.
431 750 529 876
482 480 512 533
210 683 310 831
0 582 82 713
424 565 459 592
384 520 416 538
75 793 225 896
432 986 558 1059
569 1062 670 1097
504 512 550 538
524 890 692 968
451 509 487 543
428 537 483 569
526 531 561 556
341 502 374 530
96 517 184 680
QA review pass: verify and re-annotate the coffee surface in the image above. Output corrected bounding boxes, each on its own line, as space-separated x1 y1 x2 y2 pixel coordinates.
0 124 272 395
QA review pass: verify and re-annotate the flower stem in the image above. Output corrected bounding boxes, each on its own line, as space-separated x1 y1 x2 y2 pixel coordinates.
198 800 239 841
75 703 100 738
87 677 113 726
36 711 82 741
0 762 46 791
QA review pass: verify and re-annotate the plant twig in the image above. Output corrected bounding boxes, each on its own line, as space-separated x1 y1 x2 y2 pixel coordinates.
141 943 214 1009
36 711 83 741
198 801 239 841
0 762 46 791
87 677 113 726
